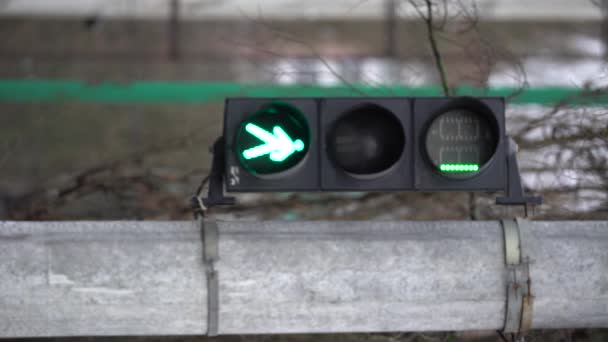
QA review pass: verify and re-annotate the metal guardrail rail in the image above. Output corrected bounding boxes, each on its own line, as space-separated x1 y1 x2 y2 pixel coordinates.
1 220 607 337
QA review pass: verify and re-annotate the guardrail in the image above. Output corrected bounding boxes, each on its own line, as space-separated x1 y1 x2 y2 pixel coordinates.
1 219 607 337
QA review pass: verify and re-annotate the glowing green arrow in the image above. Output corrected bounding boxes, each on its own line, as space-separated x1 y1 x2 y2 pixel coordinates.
242 123 304 162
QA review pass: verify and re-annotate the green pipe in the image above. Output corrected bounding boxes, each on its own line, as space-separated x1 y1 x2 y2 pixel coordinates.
0 80 606 105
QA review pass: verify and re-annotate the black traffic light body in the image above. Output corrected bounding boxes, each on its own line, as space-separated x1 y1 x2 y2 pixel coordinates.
223 96 506 193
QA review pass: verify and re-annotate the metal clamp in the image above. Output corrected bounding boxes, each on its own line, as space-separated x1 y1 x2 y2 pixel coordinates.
501 218 534 337
200 218 220 336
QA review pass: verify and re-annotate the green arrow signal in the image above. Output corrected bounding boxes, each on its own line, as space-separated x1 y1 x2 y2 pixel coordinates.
242 123 305 162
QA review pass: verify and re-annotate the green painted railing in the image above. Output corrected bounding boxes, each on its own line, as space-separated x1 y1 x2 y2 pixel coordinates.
1 80 607 105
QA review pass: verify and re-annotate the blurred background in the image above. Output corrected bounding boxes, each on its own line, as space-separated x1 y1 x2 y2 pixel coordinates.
0 0 607 340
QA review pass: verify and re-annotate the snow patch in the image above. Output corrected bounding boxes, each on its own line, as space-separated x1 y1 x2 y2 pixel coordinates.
568 35 606 58
73 287 134 295
489 58 608 87
49 273 75 285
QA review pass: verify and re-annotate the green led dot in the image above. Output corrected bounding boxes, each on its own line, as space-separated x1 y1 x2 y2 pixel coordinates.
439 163 481 173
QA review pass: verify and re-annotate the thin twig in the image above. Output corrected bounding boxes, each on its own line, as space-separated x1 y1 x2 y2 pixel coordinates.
421 0 451 95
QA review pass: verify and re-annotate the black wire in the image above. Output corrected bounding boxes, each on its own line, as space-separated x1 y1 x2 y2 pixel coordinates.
194 175 210 198
496 330 510 342
190 175 210 219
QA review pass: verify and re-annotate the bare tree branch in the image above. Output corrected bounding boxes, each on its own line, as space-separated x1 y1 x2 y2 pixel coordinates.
408 0 451 95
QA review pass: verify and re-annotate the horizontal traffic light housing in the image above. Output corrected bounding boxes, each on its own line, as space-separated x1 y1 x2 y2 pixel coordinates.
223 97 505 193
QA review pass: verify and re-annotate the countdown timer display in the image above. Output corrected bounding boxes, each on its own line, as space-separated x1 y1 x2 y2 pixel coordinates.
424 109 498 178
234 101 310 177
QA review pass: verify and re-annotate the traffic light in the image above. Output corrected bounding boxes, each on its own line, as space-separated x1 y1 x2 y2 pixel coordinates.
224 98 320 191
223 96 506 193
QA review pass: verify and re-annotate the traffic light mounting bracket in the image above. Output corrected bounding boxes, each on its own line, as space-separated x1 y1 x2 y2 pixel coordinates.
495 137 543 208
191 137 235 212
